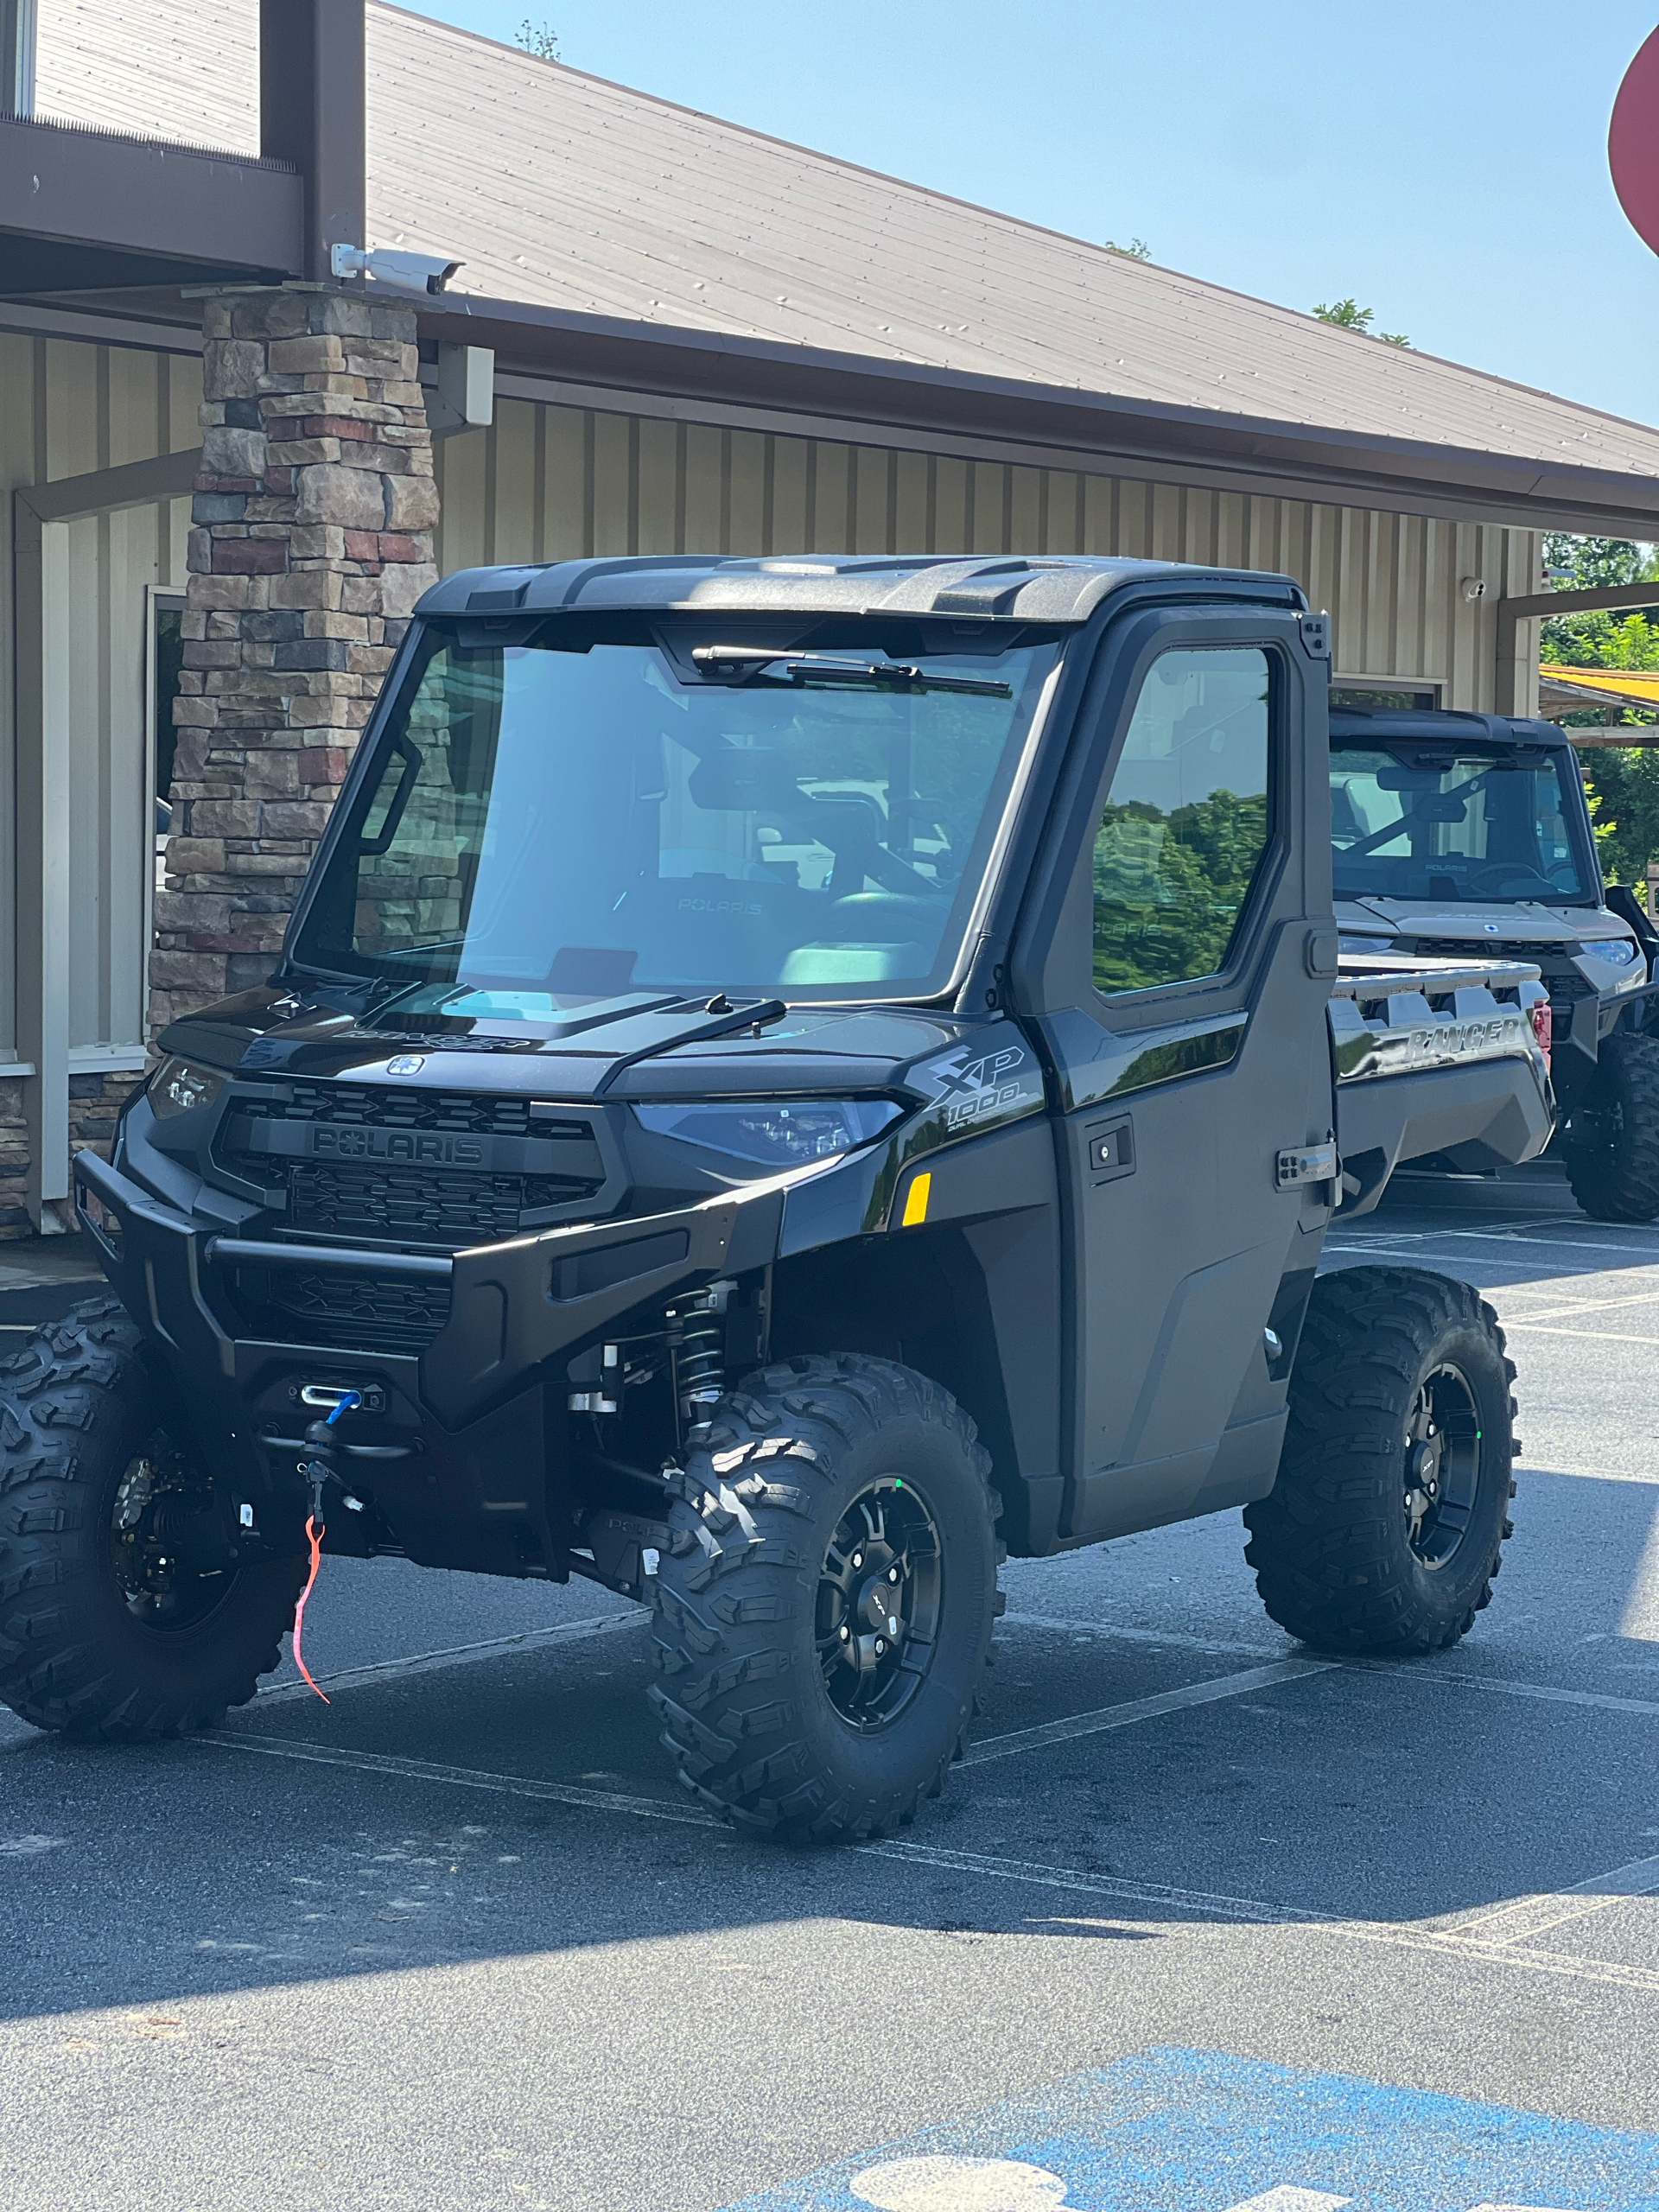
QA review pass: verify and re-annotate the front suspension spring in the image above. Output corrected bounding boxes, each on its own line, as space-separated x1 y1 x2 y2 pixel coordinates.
666 1280 734 1436
676 1316 724 1424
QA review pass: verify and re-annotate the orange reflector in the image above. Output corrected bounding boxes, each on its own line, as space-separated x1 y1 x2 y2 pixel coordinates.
901 1172 931 1227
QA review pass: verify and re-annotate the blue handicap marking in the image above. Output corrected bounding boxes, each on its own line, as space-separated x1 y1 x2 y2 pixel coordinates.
721 2047 1659 2211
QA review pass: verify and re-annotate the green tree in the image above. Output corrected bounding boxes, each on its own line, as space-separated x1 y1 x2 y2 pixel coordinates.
515 18 561 60
1312 296 1409 346
1538 535 1659 888
1579 746 1659 889
1104 237 1151 260
1092 788 1268 994
1542 533 1659 591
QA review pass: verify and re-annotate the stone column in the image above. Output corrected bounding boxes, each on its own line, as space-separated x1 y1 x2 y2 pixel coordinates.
150 285 438 1028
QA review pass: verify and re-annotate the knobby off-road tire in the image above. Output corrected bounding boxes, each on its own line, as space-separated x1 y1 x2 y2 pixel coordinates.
1562 1030 1659 1224
649 1354 1005 1844
0 1297 302 1738
1243 1266 1516 1655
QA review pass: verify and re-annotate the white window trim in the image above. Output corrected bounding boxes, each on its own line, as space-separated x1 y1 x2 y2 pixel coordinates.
145 583 188 1046
1331 672 1446 704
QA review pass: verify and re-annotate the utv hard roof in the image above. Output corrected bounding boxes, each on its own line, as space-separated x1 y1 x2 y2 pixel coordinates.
416 552 1306 626
1329 708 1568 747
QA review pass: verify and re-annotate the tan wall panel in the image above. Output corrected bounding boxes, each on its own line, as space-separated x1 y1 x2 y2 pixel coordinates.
429 397 1541 716
683 424 725 552
894 449 930 550
635 415 678 554
812 442 852 552
729 429 768 552
491 399 539 565
7 337 200 1064
590 410 632 553
933 454 969 553
772 435 809 551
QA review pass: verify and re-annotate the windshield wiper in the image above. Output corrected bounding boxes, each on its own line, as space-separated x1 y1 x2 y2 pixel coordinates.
691 645 1011 698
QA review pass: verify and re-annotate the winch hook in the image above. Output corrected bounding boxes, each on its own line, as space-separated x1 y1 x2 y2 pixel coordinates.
292 1391 361 1703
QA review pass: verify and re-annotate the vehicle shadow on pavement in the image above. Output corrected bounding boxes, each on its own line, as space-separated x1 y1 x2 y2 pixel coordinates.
3 1554 1656 2026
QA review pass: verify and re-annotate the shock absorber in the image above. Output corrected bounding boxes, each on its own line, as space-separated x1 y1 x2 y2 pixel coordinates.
665 1280 734 1438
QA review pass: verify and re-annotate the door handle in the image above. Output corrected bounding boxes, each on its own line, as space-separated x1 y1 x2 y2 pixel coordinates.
1087 1116 1135 1181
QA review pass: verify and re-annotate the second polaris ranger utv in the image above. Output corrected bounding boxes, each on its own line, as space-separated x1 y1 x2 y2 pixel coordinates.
1329 706 1659 1220
0 555 1554 1844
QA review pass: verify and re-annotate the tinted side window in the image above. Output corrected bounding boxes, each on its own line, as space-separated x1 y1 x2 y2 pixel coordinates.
1091 646 1274 996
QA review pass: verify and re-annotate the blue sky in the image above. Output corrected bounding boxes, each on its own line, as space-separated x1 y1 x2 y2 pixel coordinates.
402 1 1659 432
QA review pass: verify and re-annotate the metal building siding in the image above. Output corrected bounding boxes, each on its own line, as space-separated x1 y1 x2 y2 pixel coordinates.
0 334 195 1060
432 400 1538 713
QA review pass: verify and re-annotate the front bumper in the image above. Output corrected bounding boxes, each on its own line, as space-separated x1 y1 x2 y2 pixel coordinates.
73 1149 786 1576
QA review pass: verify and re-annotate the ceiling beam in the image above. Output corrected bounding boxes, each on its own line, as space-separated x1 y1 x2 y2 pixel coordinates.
1497 581 1659 621
260 0 365 283
0 116 301 288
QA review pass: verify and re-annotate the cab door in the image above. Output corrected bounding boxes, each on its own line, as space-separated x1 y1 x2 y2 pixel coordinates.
1013 604 1336 1545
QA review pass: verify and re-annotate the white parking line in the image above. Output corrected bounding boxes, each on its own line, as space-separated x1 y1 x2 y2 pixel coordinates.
963 1660 1336 1765
255 1606 649 1704
861 1839 1659 1997
1003 1609 1659 1720
1440 1854 1659 1947
1329 1215 1576 1244
1350 1660 1659 1724
1327 1226 1659 1262
1502 1322 1659 1347
1498 1287 1659 1325
1001 1610 1282 1660
196 1730 718 1827
194 1715 1659 1995
860 1840 1304 1923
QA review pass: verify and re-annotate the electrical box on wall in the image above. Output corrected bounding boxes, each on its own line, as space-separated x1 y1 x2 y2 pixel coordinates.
429 344 495 432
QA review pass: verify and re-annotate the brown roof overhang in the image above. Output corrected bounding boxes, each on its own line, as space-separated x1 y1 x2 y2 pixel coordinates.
0 116 302 294
419 289 1659 539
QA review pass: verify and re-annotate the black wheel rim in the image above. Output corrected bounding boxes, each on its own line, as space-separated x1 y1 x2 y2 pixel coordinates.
109 1429 238 1634
1402 1363 1482 1569
816 1478 943 1730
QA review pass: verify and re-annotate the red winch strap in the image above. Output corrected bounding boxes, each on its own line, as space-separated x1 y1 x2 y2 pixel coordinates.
291 1514 330 1704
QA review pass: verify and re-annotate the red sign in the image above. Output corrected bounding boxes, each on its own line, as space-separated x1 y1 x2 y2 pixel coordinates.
1611 29 1659 257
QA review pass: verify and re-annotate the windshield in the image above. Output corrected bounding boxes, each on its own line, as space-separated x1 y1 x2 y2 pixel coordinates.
292 623 1058 1007
1330 745 1594 906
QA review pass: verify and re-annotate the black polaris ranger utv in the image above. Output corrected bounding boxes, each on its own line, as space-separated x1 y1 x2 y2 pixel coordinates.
1330 707 1659 1220
1 555 1553 1845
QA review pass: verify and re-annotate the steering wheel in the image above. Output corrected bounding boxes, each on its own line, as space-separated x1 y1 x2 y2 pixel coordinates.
1465 863 1553 895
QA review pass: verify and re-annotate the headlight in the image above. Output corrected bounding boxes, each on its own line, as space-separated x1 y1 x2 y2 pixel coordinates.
632 1099 902 1167
1580 938 1640 967
1338 935 1398 955
148 1057 228 1119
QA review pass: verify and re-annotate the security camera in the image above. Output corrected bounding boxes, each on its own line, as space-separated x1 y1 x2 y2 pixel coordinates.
329 245 462 295
1460 575 1487 603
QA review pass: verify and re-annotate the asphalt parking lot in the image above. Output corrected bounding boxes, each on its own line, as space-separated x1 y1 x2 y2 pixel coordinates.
3 1164 1659 2211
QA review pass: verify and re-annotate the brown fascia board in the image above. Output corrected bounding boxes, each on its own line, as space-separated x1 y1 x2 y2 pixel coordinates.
0 117 302 280
421 291 1659 540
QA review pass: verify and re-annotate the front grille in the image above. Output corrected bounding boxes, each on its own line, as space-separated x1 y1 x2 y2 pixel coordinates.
251 1268 453 1355
1407 936 1584 1007
213 1079 608 1248
287 1161 536 1244
234 1080 565 1138
1408 937 1559 966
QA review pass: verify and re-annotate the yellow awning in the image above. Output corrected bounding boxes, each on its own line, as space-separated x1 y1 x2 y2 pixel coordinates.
1539 663 1659 705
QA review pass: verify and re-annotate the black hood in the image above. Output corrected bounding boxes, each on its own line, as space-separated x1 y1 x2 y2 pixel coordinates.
158 984 981 1104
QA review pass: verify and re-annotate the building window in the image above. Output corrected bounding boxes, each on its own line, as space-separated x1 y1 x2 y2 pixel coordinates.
1330 680 1442 711
149 591 186 886
1092 646 1274 996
